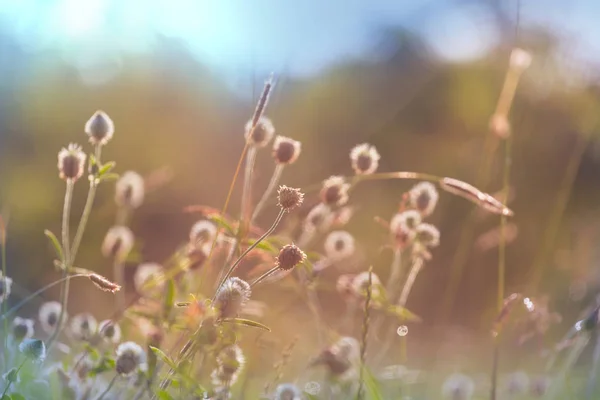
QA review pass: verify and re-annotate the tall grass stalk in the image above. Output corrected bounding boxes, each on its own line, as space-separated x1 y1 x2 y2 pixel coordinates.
385 248 403 304
357 267 373 400
251 164 284 224
397 256 424 310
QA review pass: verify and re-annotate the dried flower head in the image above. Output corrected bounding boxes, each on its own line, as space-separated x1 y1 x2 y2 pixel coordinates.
276 244 306 271
115 171 145 209
505 371 529 395
39 301 67 334
214 277 252 318
415 223 440 248
88 273 121 293
57 144 87 182
133 263 164 293
101 226 134 261
350 143 381 175
441 373 475 400
489 114 511 139
19 338 46 363
85 110 114 146
277 185 304 212
115 342 147 376
274 383 303 400
0 274 13 303
324 230 355 260
70 313 97 341
304 203 334 233
409 182 439 216
189 220 217 245
98 320 121 343
320 176 350 207
212 344 245 386
12 317 35 340
510 48 532 72
245 116 275 147
272 136 302 165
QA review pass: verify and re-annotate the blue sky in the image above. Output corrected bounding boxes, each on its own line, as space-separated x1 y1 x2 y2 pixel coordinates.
1 0 599 84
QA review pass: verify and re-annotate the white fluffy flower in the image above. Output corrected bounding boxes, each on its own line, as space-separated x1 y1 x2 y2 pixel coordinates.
324 230 355 260
39 301 67 334
70 313 98 341
115 171 145 209
115 342 147 376
133 263 164 293
409 181 439 216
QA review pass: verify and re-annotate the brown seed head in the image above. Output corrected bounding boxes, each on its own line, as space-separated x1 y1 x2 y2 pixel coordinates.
320 176 350 207
85 110 114 146
57 144 87 182
89 273 122 293
277 185 304 212
276 244 307 271
272 136 302 165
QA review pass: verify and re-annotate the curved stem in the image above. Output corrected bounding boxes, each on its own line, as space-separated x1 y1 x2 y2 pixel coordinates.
250 266 280 287
95 373 119 400
397 257 424 308
251 164 284 224
215 209 285 295
1 358 27 397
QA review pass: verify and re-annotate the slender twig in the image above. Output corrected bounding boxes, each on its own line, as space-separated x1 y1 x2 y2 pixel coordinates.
251 164 284 224
95 374 119 400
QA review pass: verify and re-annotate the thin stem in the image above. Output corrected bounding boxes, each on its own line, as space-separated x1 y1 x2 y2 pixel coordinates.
251 164 284 224
356 268 372 400
0 274 86 321
214 240 238 291
1 358 27 397
113 259 125 312
397 257 424 309
385 248 403 304
250 266 280 287
241 146 257 230
215 209 285 295
95 373 119 400
1 216 7 371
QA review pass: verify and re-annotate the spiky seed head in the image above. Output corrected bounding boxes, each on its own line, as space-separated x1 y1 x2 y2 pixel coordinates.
274 383 303 400
39 301 67 334
409 181 439 216
245 116 275 147
133 263 164 293
272 136 302 165
304 203 334 233
277 185 304 212
19 339 46 363
115 341 147 376
115 171 145 209
88 273 121 293
214 277 251 318
98 320 121 343
212 344 245 386
441 373 475 400
70 313 98 341
350 143 381 175
101 226 134 261
276 244 306 271
320 176 350 207
510 48 532 72
415 223 440 248
189 220 217 245
12 317 35 340
0 274 13 303
85 110 114 146
324 230 355 260
57 144 86 182
490 114 511 139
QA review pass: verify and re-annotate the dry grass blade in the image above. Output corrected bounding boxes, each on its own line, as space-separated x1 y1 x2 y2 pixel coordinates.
439 177 514 216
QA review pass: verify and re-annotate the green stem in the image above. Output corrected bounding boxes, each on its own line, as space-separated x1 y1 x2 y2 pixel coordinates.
241 147 257 229
1 358 27 397
95 373 119 400
251 164 284 224
250 266 280 287
384 248 403 305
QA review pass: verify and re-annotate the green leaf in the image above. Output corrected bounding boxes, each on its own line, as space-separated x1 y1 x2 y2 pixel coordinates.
88 357 115 377
245 238 277 253
149 346 177 370
207 214 235 236
97 161 116 177
156 390 174 400
363 367 384 400
99 173 120 182
4 367 18 382
163 278 176 319
2 395 12 400
10 394 25 400
44 230 64 261
221 318 271 332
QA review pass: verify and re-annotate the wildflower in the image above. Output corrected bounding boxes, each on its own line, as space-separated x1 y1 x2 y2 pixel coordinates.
390 210 422 234
19 338 46 363
510 48 532 72
304 203 334 233
273 136 302 165
441 373 475 400
189 220 217 245
0 274 13 303
277 186 304 212
12 317 34 340
320 176 350 207
115 342 147 376
350 143 380 175
115 171 145 209
57 144 86 182
245 116 275 147
70 313 98 341
274 383 304 400
88 273 121 293
324 231 355 260
530 375 550 397
409 182 439 216
211 345 245 386
98 320 121 343
276 244 306 271
214 277 251 318
133 263 164 293
415 223 440 248
39 301 67 334
85 110 114 146
351 271 382 300
505 371 529 395
101 226 134 261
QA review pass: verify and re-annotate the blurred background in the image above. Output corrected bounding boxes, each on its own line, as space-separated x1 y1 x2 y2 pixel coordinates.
2 0 600 380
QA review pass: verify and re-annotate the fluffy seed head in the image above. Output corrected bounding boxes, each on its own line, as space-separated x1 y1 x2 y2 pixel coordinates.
12 317 34 340
441 373 475 400
409 182 439 216
274 383 303 400
312 337 360 381
245 116 275 147
510 48 532 72
212 345 245 386
415 223 440 248
189 220 217 245
214 277 252 318
70 313 98 341
277 186 304 212
320 176 350 207
115 341 147 376
350 143 380 175
133 263 164 293
0 274 12 303
39 301 67 334
115 171 145 209
89 273 121 293
101 226 134 261
98 320 121 343
304 203 334 233
276 244 306 271
272 136 302 165
85 110 114 146
57 144 87 182
351 271 382 300
19 339 46 363
390 210 422 234
324 230 355 260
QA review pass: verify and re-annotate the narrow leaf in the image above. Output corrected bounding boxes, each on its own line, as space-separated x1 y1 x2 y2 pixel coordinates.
149 346 177 370
163 278 176 319
221 318 271 332
98 161 116 176
44 230 64 261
